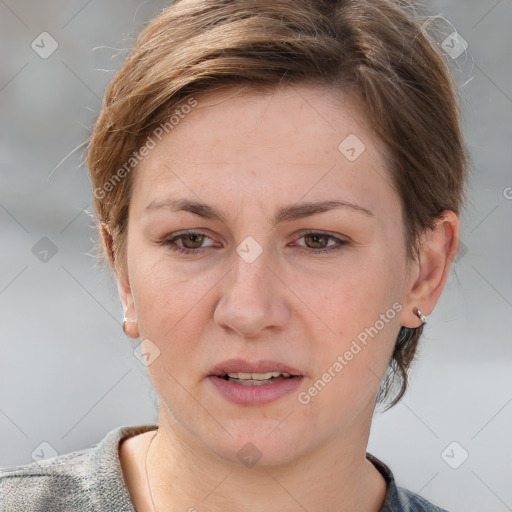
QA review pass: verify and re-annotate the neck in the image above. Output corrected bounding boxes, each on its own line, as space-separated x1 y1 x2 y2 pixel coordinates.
147 411 387 512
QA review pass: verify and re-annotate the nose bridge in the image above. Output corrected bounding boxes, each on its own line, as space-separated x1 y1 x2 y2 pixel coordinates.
230 236 275 304
214 236 288 337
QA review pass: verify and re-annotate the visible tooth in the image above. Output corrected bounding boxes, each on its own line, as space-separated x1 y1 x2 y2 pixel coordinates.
237 379 270 386
250 372 272 380
226 371 292 380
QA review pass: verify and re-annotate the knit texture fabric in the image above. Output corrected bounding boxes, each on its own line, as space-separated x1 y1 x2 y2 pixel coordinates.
1 424 449 511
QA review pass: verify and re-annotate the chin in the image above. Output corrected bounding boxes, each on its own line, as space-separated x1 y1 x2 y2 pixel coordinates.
200 417 311 468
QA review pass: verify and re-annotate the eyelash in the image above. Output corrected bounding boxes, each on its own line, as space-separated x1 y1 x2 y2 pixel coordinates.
160 230 348 255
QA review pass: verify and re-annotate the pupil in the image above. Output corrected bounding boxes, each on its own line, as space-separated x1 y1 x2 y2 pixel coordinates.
184 234 203 248
307 234 326 248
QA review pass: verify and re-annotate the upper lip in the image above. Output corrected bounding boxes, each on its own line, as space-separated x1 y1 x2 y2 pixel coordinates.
209 358 303 377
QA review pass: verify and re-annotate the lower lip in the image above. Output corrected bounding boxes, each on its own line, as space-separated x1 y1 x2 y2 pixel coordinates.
208 375 303 406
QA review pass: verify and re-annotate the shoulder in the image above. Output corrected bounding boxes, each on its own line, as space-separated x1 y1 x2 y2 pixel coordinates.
366 452 450 512
0 447 94 511
0 424 157 512
395 486 451 512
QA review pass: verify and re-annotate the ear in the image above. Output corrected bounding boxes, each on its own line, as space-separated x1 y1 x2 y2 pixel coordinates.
100 222 139 338
117 274 140 339
400 210 460 328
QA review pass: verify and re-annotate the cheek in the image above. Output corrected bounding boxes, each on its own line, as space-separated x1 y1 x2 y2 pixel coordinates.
300 247 405 389
299 248 404 334
128 222 406 367
129 251 225 349
298 292 401 428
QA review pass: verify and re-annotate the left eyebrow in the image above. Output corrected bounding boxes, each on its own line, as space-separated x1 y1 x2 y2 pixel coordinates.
144 198 374 227
271 199 374 227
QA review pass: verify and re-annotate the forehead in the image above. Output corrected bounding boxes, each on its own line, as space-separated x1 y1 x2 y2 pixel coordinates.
130 83 396 218
165 84 370 160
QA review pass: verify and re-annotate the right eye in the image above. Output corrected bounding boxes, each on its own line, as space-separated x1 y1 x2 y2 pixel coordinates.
161 231 216 254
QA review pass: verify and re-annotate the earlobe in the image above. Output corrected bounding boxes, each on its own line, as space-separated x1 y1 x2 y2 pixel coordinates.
400 211 460 328
100 222 140 339
118 276 140 339
122 317 140 339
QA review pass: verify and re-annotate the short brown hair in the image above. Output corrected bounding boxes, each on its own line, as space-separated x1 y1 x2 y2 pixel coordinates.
86 0 469 408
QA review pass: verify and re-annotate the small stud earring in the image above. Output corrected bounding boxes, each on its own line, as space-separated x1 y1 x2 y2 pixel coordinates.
415 308 428 325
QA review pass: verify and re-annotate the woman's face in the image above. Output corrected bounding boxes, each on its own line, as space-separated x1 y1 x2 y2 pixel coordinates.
121 84 419 465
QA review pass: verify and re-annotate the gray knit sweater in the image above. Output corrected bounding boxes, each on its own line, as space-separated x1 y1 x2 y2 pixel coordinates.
0 423 449 511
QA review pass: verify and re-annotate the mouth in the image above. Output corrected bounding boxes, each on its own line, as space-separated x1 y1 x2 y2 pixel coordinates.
207 359 304 403
221 371 295 386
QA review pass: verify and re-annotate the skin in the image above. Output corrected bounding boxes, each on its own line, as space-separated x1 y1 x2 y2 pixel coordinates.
110 83 459 512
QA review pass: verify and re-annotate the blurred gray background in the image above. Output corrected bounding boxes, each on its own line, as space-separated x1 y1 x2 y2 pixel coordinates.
0 1 511 511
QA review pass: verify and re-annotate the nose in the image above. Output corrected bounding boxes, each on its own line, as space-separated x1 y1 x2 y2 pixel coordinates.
213 244 290 339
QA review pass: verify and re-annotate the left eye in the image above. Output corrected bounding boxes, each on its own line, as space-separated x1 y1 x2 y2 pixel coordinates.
295 232 347 252
161 231 348 255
